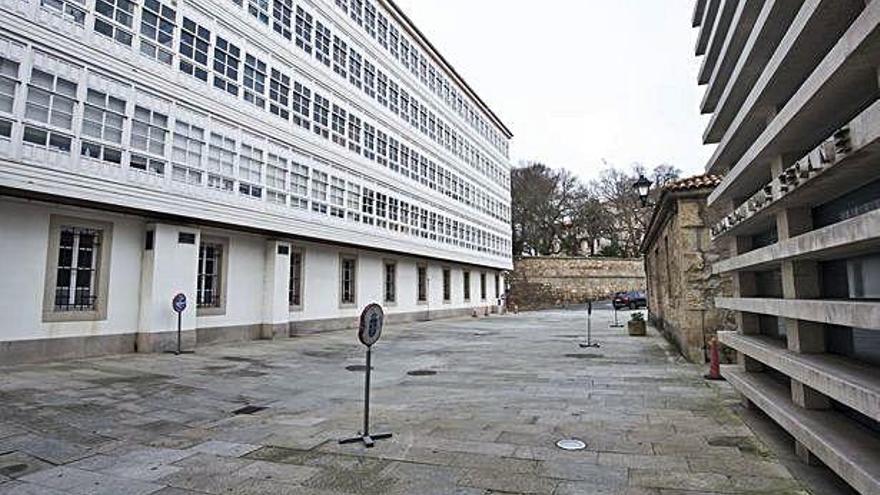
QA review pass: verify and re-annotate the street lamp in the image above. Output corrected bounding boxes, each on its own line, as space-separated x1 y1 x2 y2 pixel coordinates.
632 174 653 207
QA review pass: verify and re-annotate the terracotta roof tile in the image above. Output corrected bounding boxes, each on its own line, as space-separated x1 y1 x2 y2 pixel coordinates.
663 173 723 192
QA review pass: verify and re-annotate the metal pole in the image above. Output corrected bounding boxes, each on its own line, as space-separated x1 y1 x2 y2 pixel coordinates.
363 346 371 437
176 311 182 355
587 311 592 346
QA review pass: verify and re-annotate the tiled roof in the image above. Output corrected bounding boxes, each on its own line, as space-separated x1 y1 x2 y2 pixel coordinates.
663 173 723 192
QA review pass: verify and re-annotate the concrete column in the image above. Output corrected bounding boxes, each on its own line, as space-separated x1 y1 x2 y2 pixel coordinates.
136 223 200 352
261 240 291 339
730 235 760 335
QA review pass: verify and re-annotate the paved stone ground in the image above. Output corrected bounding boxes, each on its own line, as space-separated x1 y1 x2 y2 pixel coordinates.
0 308 808 494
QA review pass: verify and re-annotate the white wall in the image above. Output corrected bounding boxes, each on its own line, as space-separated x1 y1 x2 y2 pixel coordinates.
1 197 505 344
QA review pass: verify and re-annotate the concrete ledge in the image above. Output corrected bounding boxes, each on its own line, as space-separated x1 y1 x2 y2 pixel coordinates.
713 208 880 273
696 0 721 56
0 333 136 366
716 297 880 330
720 332 880 420
137 329 196 353
698 0 738 85
724 367 880 495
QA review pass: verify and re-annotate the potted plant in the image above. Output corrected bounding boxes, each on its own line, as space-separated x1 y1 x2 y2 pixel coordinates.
628 311 646 336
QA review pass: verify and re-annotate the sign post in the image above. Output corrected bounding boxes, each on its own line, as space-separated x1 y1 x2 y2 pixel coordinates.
579 300 600 348
339 303 392 448
167 293 194 355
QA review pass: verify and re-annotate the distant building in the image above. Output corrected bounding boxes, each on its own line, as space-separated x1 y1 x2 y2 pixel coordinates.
693 0 880 492
640 174 733 363
0 0 513 364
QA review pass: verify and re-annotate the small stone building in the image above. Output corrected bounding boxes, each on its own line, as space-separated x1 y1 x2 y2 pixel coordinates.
641 174 734 362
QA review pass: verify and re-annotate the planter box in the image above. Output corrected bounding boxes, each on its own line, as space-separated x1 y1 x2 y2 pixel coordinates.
628 320 646 336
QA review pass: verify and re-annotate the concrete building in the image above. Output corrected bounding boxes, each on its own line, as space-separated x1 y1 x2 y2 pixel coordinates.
692 0 880 492
640 174 734 364
0 0 513 364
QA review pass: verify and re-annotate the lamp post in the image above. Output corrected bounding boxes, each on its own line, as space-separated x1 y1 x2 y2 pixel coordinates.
632 174 654 207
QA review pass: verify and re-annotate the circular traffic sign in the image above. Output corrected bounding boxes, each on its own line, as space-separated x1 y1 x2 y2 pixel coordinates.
172 293 187 313
358 303 384 347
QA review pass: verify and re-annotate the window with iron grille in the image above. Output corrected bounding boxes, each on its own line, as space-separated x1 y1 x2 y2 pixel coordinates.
463 271 470 301
197 241 223 308
272 0 292 39
384 262 396 303
312 92 329 139
140 0 176 65
26 68 76 131
340 256 356 305
269 68 290 119
332 36 347 78
294 6 312 54
290 161 309 209
442 268 451 302
248 0 269 25
94 0 135 45
213 37 240 96
417 265 427 302
315 21 331 67
40 0 86 25
179 17 210 82
53 226 101 312
289 249 303 307
243 53 266 108
292 81 310 130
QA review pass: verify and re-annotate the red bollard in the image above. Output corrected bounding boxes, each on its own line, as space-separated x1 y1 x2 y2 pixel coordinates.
704 336 724 381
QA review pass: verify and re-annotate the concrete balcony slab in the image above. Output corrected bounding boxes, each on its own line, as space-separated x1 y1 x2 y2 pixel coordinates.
723 367 880 495
716 297 880 331
713 208 880 273
696 0 721 56
699 0 740 85
719 332 880 420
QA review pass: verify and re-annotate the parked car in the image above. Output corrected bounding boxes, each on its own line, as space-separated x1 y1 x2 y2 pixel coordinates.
613 291 647 310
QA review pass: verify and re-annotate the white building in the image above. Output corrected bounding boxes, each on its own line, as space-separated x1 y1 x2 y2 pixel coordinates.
0 0 513 364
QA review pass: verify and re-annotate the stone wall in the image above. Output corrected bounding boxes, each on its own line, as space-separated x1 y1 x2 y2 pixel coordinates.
643 194 736 363
508 257 645 310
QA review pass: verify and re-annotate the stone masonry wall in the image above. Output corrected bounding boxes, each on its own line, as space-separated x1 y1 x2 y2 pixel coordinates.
645 196 736 363
508 257 646 310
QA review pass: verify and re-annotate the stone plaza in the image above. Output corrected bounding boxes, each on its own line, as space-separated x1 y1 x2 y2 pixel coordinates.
0 308 812 494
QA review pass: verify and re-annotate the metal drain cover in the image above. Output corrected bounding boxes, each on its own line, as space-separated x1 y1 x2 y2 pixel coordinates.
556 439 586 451
406 370 437 376
232 405 268 415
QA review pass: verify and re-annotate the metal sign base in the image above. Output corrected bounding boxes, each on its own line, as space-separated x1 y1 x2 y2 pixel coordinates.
339 346 392 448
579 342 601 348
338 432 392 448
609 307 624 328
579 309 600 348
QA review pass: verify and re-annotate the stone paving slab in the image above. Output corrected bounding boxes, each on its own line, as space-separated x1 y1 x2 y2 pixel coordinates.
0 308 808 494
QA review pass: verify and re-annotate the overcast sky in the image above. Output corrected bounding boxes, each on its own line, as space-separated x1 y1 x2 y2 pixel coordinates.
393 0 717 181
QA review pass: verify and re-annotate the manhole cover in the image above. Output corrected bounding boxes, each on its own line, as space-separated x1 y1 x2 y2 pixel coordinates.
556 439 586 451
232 405 268 415
345 365 372 371
406 370 437 376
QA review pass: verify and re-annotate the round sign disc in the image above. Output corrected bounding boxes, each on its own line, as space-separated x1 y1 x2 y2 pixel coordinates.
556 439 586 451
358 303 384 347
172 293 187 313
